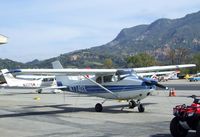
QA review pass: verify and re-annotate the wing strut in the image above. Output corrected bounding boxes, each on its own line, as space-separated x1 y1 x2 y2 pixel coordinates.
83 76 118 99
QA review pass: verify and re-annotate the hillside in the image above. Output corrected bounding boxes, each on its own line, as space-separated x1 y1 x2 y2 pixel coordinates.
0 11 200 69
0 58 26 69
90 11 200 58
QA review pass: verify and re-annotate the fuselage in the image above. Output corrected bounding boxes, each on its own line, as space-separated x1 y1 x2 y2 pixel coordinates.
62 74 156 100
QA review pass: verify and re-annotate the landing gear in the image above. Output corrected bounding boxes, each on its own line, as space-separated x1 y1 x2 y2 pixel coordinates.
94 100 145 113
129 100 137 108
128 100 145 112
36 89 42 94
95 103 103 112
138 104 145 112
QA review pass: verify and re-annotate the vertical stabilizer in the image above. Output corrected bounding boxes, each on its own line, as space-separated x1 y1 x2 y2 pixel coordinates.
52 61 73 85
1 69 16 86
52 60 64 69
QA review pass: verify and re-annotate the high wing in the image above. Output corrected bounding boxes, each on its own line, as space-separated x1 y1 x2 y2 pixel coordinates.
138 71 177 77
133 64 196 73
8 69 117 76
7 64 196 75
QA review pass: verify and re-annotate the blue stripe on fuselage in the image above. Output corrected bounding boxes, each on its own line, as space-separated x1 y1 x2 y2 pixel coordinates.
68 85 152 94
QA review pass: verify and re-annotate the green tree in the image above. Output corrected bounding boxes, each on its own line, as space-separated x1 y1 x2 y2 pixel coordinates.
176 48 189 64
181 53 200 74
104 58 113 68
192 53 200 72
126 53 156 67
166 48 176 64
166 48 189 64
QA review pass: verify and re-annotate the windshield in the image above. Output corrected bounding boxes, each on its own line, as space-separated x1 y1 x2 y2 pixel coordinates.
116 69 138 80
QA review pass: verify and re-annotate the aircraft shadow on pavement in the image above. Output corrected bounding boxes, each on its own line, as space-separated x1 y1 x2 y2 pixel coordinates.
0 92 44 96
0 103 157 118
0 92 58 96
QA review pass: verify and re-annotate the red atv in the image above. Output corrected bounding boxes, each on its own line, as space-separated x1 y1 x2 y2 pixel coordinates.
170 95 200 137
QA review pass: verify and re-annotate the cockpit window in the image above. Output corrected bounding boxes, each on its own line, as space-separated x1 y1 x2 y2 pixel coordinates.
103 75 114 83
96 75 115 83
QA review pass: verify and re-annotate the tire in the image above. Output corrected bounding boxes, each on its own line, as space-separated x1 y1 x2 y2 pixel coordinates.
37 89 42 94
196 121 200 137
129 100 136 109
95 103 103 112
138 104 145 112
170 117 188 137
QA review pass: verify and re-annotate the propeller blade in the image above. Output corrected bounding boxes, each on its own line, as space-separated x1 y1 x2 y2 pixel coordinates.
155 83 168 90
187 95 199 99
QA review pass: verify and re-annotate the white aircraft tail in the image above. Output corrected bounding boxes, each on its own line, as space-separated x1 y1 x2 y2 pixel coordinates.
52 60 64 69
1 69 16 86
52 60 74 85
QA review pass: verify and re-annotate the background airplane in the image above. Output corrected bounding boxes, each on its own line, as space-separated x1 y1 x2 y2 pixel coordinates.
7 62 196 112
0 69 62 93
139 70 180 82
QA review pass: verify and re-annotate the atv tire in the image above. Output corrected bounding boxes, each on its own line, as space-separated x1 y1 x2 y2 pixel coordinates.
196 121 200 137
170 117 188 137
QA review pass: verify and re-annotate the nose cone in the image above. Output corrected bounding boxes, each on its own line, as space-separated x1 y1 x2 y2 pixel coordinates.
142 77 157 85
141 77 167 89
141 78 156 89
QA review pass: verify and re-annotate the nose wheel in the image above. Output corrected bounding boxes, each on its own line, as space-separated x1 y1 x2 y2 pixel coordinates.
129 100 137 108
129 100 145 112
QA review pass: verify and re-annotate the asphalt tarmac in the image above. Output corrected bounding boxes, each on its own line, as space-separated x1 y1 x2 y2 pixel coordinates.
0 79 199 137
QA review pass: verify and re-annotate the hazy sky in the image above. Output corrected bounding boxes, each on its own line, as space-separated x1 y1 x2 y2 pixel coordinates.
0 0 200 62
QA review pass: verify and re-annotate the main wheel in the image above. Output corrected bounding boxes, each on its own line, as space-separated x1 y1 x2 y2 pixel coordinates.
37 89 42 94
138 104 145 112
95 103 103 112
129 100 136 108
196 121 200 136
170 117 188 137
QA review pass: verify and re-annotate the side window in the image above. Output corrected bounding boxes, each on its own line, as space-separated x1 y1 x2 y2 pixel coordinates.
103 75 114 83
96 76 102 84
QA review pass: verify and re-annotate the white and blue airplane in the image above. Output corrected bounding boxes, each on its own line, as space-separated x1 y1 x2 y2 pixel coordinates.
0 69 62 93
6 63 196 112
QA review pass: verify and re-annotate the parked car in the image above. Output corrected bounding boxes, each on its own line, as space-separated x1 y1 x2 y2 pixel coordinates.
188 73 200 82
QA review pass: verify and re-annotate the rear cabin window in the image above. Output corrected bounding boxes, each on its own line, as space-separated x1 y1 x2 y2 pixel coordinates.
96 77 102 83
42 78 54 82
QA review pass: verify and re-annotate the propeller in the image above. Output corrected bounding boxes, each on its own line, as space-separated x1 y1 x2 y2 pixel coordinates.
140 77 168 90
155 83 168 90
187 95 200 99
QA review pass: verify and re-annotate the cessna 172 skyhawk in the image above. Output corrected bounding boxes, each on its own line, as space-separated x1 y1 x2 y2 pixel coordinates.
7 63 196 112
0 69 62 93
